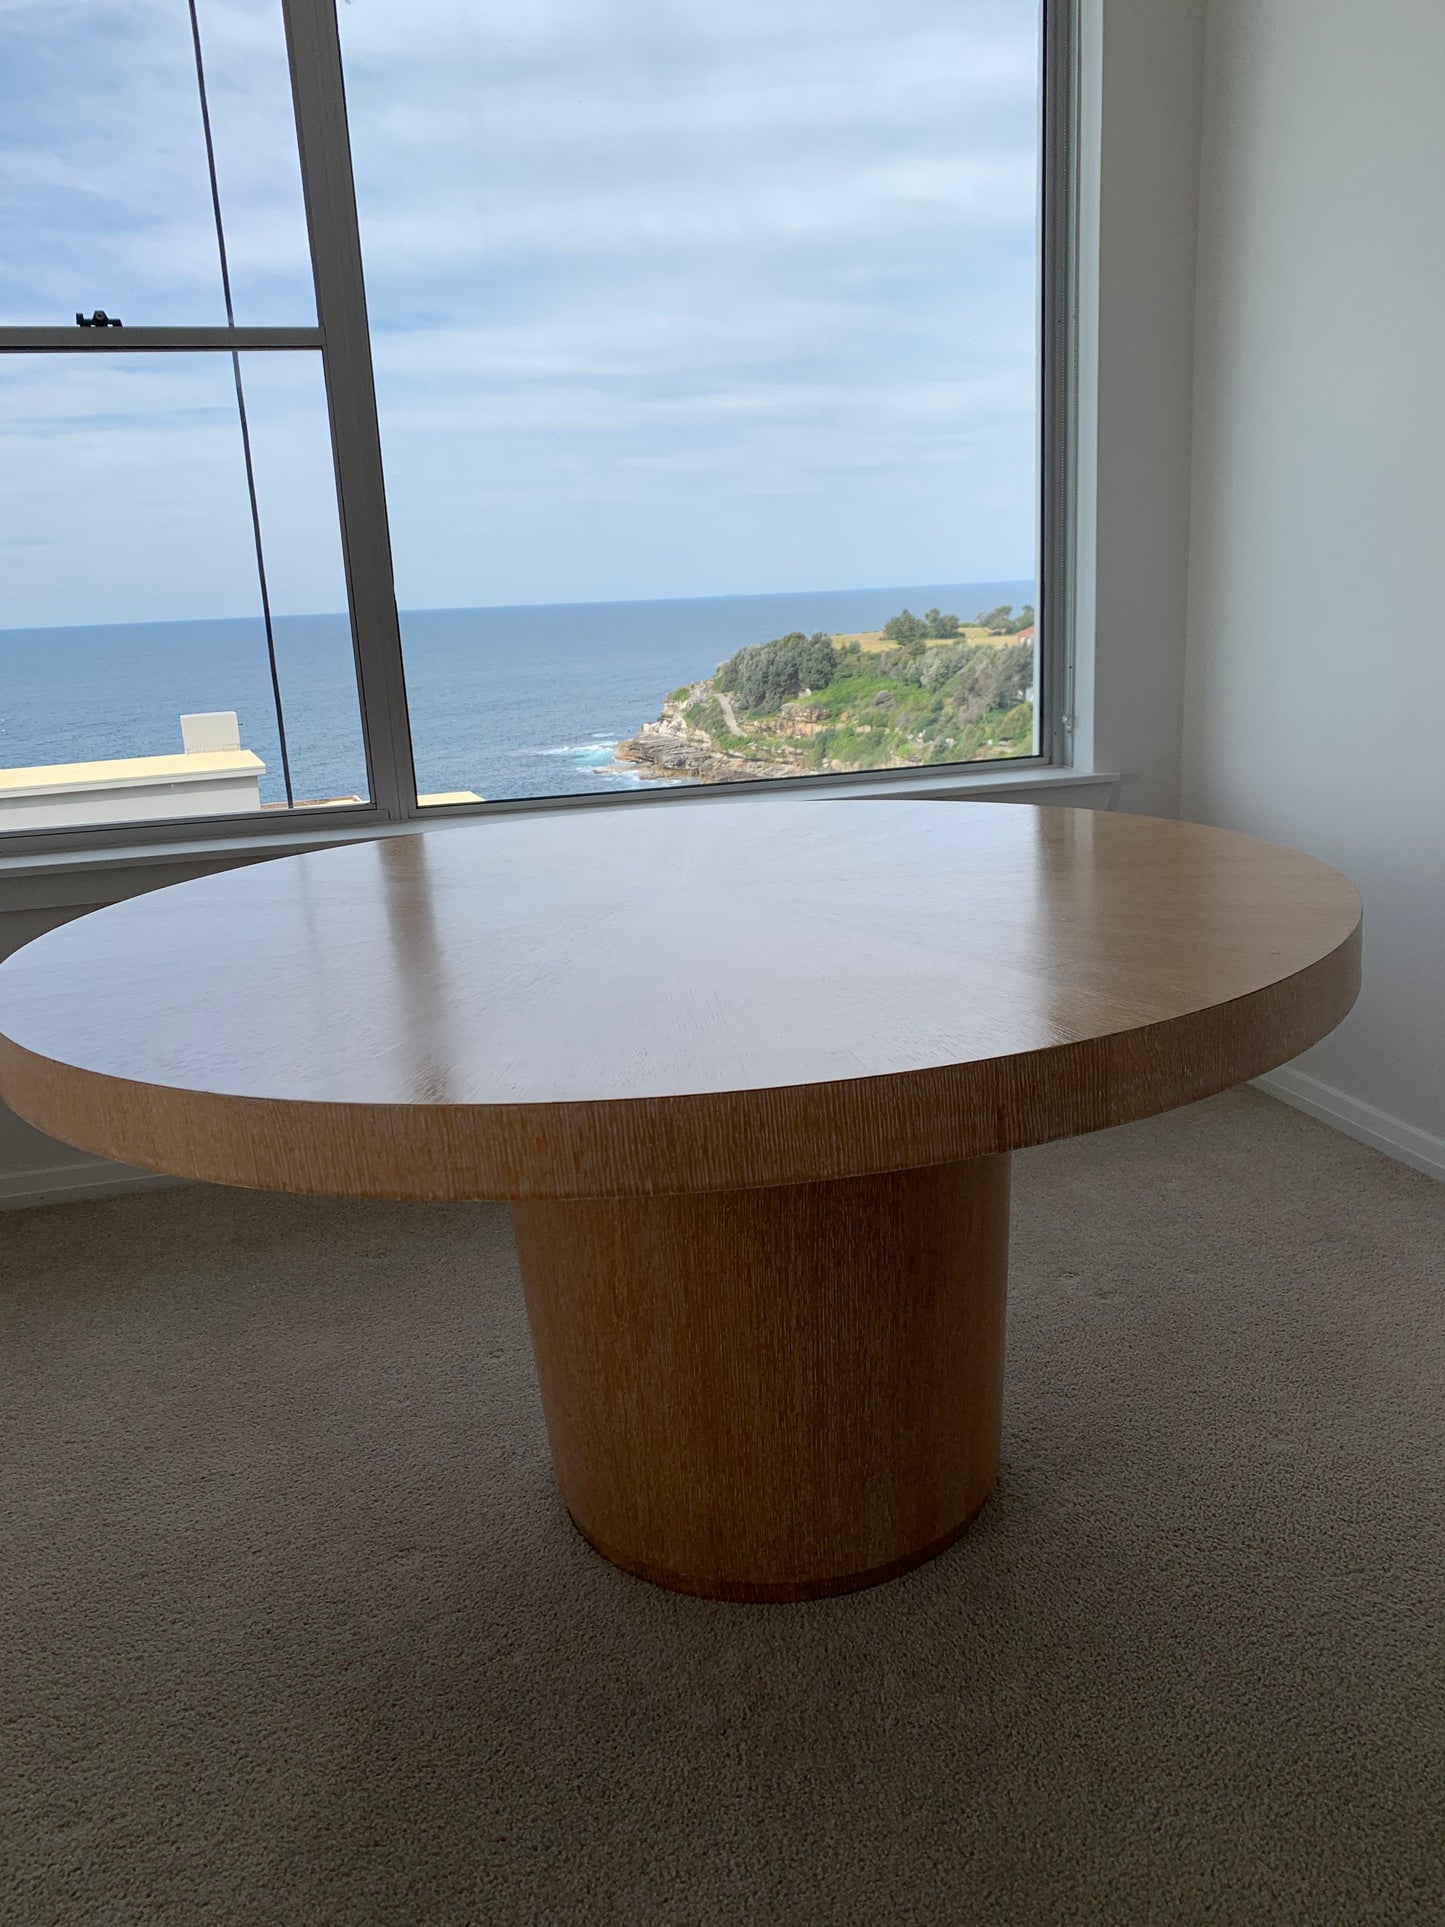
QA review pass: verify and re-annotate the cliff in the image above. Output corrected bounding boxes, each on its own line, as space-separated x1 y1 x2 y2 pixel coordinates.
615 617 1036 786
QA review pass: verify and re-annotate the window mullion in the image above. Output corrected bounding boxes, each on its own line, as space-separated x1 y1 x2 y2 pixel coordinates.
0 327 323 353
281 0 418 823
1038 0 1077 770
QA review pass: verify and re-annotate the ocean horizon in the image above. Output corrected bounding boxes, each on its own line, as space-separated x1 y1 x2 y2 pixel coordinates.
1 578 1035 807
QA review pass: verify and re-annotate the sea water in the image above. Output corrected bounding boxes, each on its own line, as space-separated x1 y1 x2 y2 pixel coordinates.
0 579 1033 808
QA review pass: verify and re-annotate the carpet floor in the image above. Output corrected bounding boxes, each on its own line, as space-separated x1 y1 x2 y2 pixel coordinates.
1 1088 1441 1926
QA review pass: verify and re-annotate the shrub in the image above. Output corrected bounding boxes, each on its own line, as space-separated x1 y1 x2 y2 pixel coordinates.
717 631 837 714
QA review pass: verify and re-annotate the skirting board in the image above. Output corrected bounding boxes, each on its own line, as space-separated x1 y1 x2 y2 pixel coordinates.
1255 1066 1445 1185
0 1156 183 1211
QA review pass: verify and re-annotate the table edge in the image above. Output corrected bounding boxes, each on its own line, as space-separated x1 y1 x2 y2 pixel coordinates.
0 912 1362 1199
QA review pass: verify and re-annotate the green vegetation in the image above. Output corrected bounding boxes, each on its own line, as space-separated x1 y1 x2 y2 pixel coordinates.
687 695 752 755
790 634 1034 769
975 602 1035 635
716 631 837 715
640 608 1037 778
882 607 962 649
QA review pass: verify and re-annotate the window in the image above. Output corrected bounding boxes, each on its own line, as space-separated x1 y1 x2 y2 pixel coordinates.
0 0 1069 846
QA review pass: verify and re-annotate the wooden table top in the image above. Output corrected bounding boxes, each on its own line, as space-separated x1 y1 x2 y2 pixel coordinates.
0 802 1361 1199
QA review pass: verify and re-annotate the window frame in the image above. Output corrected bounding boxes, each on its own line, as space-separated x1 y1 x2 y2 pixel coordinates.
0 0 1077 860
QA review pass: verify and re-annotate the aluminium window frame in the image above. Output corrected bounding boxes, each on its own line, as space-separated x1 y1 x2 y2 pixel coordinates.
0 0 1077 860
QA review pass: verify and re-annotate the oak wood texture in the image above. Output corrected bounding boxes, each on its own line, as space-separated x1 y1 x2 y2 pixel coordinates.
0 802 1362 1601
512 1155 1011 1601
0 803 1362 1201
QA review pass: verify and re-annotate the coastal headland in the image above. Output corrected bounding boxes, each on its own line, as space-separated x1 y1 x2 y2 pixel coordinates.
614 603 1036 784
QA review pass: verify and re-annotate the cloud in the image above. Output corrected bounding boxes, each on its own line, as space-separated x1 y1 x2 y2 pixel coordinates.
0 347 347 625
0 0 1041 621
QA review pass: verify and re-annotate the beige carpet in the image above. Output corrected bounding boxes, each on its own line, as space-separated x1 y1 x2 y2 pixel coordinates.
1 1088 1441 1926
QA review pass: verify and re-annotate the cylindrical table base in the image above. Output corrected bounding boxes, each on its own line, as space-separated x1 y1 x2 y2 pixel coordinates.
511 1155 1010 1602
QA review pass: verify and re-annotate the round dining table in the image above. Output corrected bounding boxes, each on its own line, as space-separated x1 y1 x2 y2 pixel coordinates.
0 801 1361 1601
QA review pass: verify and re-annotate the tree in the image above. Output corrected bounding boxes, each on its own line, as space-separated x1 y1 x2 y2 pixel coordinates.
920 642 970 691
716 630 837 714
924 608 960 639
924 639 1033 721
978 604 1014 634
882 609 929 652
797 632 837 693
978 642 1033 710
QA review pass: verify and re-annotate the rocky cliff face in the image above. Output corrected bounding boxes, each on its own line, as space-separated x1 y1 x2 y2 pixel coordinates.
613 688 800 784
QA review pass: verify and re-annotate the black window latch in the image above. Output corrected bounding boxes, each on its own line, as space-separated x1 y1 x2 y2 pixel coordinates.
75 309 123 327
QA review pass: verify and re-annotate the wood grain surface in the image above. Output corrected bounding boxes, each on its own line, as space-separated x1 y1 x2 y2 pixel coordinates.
0 802 1362 1200
512 1156 1011 1601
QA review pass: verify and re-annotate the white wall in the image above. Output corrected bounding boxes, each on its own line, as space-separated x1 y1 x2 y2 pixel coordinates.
1074 0 1205 819
0 768 263 834
1184 0 1445 1174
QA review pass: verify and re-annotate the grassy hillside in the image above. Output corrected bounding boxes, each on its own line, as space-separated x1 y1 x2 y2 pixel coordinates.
618 605 1037 782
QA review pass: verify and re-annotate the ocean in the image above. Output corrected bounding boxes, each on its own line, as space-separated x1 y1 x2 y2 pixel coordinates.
0 579 1034 809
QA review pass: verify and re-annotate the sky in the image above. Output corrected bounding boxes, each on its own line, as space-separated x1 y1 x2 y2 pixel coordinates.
0 0 1041 627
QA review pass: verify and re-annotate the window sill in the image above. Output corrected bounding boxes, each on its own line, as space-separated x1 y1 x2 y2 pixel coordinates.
0 764 1119 913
